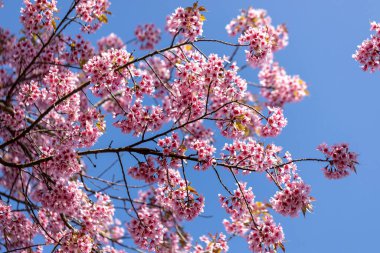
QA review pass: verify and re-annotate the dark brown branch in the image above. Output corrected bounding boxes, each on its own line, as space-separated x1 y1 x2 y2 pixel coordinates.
0 81 91 150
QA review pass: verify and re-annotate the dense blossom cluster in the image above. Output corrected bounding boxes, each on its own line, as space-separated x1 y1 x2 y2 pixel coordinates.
247 215 285 253
191 139 216 170
97 33 126 53
134 24 161 50
227 6 288 66
239 27 273 67
63 35 95 65
83 48 135 96
353 21 380 72
226 7 271 36
317 143 358 179
260 107 287 137
75 0 111 33
166 3 206 41
20 0 58 35
270 179 312 217
219 182 256 219
0 28 16 65
220 184 286 252
259 63 309 106
127 206 167 251
0 201 36 252
0 1 358 253
223 138 282 173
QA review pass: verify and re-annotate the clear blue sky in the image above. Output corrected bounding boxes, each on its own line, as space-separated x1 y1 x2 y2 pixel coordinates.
1 0 380 252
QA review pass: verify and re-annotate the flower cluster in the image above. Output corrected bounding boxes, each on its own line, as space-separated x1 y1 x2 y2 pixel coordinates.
239 27 273 67
195 233 229 253
83 48 134 97
20 0 58 35
226 7 271 36
259 62 309 106
138 56 171 97
57 232 94 253
97 33 126 53
158 185 205 221
82 193 115 234
247 215 285 253
39 147 81 178
34 180 86 218
75 0 110 33
190 140 216 170
223 138 282 173
0 201 36 252
127 206 167 251
0 28 16 65
63 35 95 65
135 24 161 50
219 182 255 219
166 3 206 41
227 6 288 54
317 143 358 179
128 156 159 183
113 100 164 136
353 21 380 72
220 184 285 253
260 107 287 137
270 179 312 217
18 80 40 107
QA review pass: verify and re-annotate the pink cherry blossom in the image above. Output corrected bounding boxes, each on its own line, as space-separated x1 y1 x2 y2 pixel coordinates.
166 4 205 42
317 143 358 179
20 0 58 35
247 215 285 253
239 27 273 68
222 138 282 173
259 62 309 107
75 0 110 33
135 24 161 50
195 233 229 253
0 201 36 252
127 206 167 251
97 33 126 53
270 180 312 217
353 21 380 72
260 107 287 137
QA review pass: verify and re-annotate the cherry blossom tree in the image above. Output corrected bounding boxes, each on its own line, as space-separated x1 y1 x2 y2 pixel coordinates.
0 1 358 252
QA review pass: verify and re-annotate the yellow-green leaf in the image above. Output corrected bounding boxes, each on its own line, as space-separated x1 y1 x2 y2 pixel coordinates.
234 121 246 132
179 144 187 151
51 20 57 31
97 14 108 24
186 185 199 195
96 121 105 132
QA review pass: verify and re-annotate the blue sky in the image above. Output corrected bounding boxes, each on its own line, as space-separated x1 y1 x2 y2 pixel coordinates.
1 0 380 252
